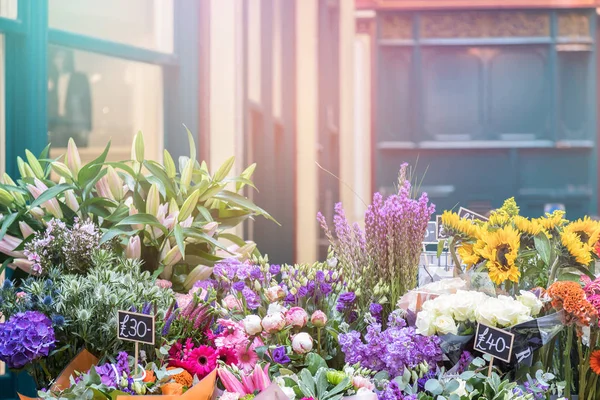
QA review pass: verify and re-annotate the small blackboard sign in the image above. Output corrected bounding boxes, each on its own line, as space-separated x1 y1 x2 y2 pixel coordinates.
458 207 489 222
436 215 449 240
117 310 155 345
423 221 438 244
474 323 515 363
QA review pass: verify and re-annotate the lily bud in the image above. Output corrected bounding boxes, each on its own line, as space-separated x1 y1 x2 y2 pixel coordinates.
19 221 35 239
25 150 44 179
64 190 80 213
95 176 115 200
202 221 218 237
162 245 183 267
168 198 179 215
66 138 82 176
183 264 213 291
180 159 194 193
178 189 200 221
0 188 13 207
17 157 35 179
51 162 72 180
146 184 160 216
30 207 45 221
106 166 124 201
2 174 24 206
125 236 141 259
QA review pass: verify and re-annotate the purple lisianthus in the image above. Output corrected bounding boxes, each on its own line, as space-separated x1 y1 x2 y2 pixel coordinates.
271 346 290 364
336 291 356 313
0 311 55 369
232 281 246 292
370 303 383 322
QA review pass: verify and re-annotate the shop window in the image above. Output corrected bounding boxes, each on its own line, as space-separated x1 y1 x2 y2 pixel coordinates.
49 0 174 53
0 0 16 19
47 46 163 163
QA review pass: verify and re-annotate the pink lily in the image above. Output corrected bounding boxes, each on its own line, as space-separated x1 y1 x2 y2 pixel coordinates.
0 234 24 258
218 367 247 394
28 179 63 219
18 222 35 239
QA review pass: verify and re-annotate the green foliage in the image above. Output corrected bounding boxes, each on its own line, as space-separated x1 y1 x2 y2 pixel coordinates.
0 131 273 290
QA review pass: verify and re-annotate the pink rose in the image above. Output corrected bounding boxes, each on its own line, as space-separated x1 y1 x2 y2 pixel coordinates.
352 376 375 391
265 285 285 302
224 294 242 311
310 310 328 327
291 332 313 354
285 307 308 328
261 312 286 333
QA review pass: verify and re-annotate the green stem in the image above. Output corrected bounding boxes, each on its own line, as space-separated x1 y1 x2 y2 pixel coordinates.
565 326 573 399
317 328 322 357
587 373 598 400
449 239 463 278
548 257 561 285
579 336 585 399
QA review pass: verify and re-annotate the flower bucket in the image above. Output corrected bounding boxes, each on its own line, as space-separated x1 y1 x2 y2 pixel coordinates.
116 369 217 400
18 349 99 400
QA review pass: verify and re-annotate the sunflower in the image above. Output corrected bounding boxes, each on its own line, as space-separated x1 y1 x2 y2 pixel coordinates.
561 231 594 266
441 211 479 238
590 350 600 375
457 242 482 269
536 210 566 231
564 217 600 246
476 226 521 285
513 215 545 236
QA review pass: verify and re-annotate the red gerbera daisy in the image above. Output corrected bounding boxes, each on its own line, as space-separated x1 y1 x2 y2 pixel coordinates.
181 345 217 378
217 347 238 366
590 349 600 375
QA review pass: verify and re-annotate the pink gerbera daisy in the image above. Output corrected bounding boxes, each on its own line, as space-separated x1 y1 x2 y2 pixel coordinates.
217 347 239 365
181 345 217 378
236 345 258 372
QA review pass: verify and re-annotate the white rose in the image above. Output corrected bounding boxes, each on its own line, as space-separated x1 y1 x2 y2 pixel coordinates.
433 315 458 335
416 310 436 336
242 314 263 336
497 296 531 326
516 290 543 316
267 302 288 315
475 298 501 326
451 379 468 397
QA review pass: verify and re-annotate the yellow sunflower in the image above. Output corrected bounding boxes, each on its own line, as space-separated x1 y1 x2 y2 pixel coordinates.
536 210 566 231
476 226 521 285
560 217 600 266
441 211 479 238
513 215 545 236
457 242 482 269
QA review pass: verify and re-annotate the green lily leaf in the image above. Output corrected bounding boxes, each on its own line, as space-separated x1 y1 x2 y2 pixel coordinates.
116 214 168 235
30 183 75 209
0 212 18 241
77 141 111 185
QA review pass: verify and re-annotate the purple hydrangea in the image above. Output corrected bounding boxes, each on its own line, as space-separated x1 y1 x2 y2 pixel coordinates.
339 319 442 378
0 311 56 369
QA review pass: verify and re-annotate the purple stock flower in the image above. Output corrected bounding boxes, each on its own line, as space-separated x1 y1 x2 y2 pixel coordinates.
0 311 56 369
339 321 442 378
242 287 260 310
272 346 290 364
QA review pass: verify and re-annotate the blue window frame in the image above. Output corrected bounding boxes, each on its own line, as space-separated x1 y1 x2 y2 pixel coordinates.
0 1 201 396
0 0 201 178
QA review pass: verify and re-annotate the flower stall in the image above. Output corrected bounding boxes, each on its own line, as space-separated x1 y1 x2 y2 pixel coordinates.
1 135 599 399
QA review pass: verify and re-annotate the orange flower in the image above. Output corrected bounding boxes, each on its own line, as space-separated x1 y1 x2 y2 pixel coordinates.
161 382 184 395
547 281 598 328
143 369 156 384
167 366 193 387
591 350 600 375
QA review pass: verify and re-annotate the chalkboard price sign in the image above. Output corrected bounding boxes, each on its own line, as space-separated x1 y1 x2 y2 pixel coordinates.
436 215 449 240
458 207 489 222
423 221 438 244
117 310 155 345
474 323 515 363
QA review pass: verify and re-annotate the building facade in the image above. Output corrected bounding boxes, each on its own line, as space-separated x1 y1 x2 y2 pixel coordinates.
356 0 600 218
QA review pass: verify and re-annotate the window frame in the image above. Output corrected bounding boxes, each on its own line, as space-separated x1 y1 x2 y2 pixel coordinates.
0 0 201 177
